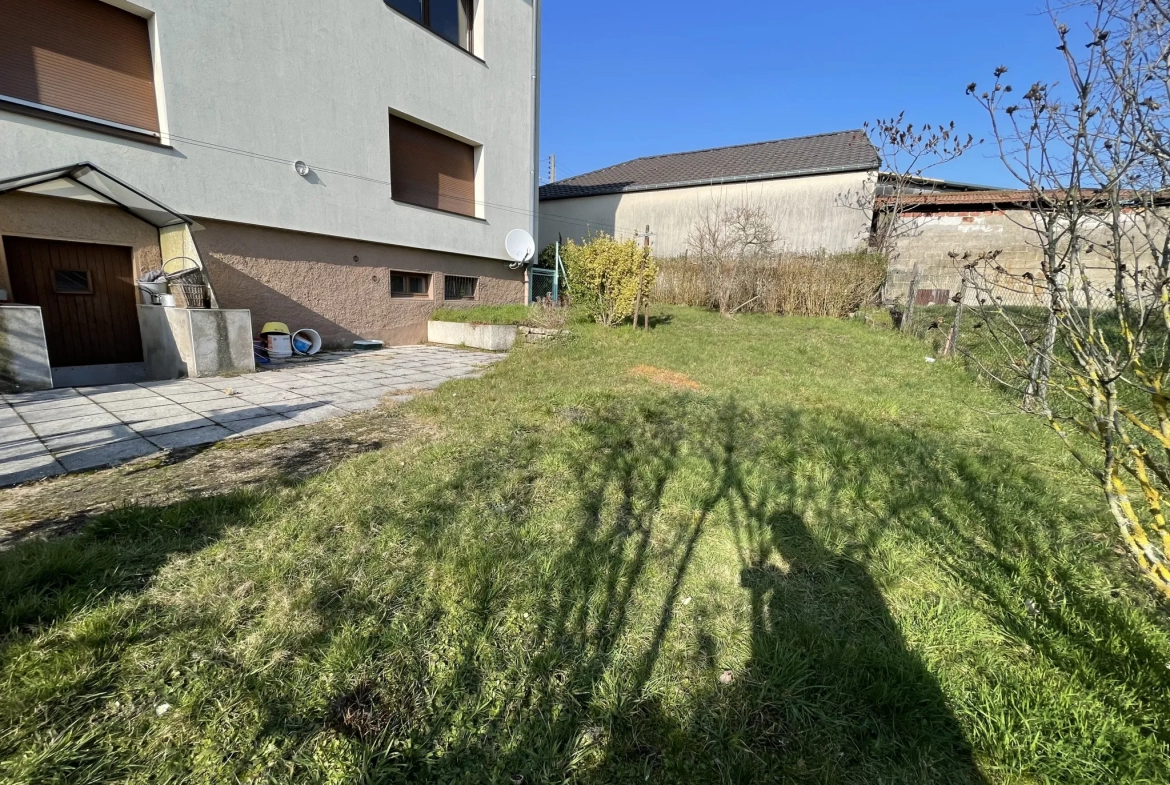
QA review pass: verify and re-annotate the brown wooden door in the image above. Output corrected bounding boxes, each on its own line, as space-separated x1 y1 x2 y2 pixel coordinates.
4 236 143 367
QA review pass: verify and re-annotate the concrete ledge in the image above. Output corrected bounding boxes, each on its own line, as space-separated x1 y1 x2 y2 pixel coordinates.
0 306 53 393
428 321 517 351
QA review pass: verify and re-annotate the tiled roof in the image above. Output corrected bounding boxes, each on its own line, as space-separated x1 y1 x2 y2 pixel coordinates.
876 189 1170 209
540 130 880 201
876 190 1034 208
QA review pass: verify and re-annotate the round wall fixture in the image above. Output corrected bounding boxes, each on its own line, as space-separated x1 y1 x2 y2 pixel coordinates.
294 160 311 177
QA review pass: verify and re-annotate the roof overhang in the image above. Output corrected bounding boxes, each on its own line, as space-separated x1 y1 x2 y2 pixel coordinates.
0 163 191 228
540 162 879 202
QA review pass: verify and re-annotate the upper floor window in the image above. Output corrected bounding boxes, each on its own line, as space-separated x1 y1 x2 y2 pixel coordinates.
390 114 478 218
385 0 474 53
0 0 160 136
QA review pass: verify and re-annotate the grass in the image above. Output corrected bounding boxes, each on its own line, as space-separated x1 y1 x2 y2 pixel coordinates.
430 304 537 325
2 306 1169 784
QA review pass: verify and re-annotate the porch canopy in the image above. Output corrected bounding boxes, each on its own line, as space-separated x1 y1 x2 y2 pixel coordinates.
0 163 191 229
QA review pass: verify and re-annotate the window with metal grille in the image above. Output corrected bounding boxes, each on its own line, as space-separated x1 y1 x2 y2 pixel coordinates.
384 0 474 53
444 275 477 300
52 270 92 295
390 114 477 217
391 271 431 298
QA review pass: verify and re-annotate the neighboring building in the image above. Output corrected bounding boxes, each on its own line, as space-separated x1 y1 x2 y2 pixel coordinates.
878 190 1164 307
539 130 881 257
0 0 540 389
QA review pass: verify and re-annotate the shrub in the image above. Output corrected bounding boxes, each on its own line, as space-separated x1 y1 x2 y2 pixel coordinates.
561 235 658 327
655 251 887 318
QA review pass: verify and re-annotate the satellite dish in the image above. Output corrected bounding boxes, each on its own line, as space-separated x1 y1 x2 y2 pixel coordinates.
505 229 536 265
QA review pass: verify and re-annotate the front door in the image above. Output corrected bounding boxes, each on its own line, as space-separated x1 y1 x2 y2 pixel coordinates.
4 236 144 367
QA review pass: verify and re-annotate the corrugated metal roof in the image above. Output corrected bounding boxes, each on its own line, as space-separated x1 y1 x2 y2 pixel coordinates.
540 130 880 201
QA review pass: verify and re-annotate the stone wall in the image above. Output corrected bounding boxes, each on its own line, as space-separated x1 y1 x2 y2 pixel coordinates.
884 208 1161 305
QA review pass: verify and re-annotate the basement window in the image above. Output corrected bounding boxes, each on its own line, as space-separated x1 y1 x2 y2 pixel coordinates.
53 270 92 295
384 0 474 53
444 275 478 300
391 271 432 298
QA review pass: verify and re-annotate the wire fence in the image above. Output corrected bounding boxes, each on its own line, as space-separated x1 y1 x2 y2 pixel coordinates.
897 261 1126 408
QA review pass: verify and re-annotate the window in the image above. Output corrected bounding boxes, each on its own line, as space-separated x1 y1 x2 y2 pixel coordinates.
390 115 478 218
53 270 92 295
391 271 432 298
385 0 473 53
0 0 160 135
444 275 477 300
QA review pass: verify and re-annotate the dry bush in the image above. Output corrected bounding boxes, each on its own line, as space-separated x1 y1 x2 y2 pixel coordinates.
655 251 887 318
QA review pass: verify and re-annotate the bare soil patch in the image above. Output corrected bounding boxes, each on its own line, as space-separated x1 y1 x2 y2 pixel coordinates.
629 365 702 391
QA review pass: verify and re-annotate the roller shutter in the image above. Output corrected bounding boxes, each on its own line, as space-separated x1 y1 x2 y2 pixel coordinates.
0 0 159 133
390 115 476 217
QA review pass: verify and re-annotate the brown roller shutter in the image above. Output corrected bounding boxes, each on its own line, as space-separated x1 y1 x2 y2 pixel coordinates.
0 0 159 133
390 115 477 218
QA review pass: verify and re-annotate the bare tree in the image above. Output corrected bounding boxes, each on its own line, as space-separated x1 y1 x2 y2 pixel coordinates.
860 116 981 260
687 196 779 316
966 0 1170 597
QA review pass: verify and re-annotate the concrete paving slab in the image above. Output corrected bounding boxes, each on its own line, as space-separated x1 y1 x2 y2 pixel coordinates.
146 425 234 450
96 394 173 412
331 398 382 413
0 423 37 446
207 406 277 424
113 404 194 424
29 412 121 437
3 388 83 405
283 404 348 425
224 414 299 436
84 387 160 404
41 423 139 452
128 413 215 437
161 388 237 404
0 452 65 487
55 438 159 472
0 345 503 481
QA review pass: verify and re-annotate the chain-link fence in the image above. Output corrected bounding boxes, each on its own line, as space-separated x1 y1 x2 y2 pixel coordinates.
898 261 1124 405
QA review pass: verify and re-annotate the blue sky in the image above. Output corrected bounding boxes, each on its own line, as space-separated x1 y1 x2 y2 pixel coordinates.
539 0 1081 188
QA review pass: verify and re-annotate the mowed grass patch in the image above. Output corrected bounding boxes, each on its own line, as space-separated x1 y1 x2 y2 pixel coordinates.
1 307 1168 784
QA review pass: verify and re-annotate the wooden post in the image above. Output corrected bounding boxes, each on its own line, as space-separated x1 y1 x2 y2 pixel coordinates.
902 264 921 332
944 275 968 357
632 224 650 330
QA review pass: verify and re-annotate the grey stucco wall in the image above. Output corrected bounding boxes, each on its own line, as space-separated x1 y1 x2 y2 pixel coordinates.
539 170 875 257
0 0 538 263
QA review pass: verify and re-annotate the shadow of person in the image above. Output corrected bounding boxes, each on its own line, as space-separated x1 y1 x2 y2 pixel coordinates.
721 506 986 783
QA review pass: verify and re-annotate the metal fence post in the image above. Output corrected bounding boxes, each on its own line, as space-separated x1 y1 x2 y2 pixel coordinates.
552 242 561 304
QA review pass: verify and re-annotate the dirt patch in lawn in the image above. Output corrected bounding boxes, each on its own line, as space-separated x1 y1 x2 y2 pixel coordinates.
629 365 702 391
0 399 433 549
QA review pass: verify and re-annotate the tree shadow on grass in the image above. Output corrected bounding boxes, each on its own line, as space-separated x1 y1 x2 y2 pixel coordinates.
3 392 1168 783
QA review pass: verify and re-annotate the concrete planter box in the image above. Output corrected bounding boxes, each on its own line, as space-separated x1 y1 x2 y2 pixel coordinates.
428 321 517 351
139 305 255 379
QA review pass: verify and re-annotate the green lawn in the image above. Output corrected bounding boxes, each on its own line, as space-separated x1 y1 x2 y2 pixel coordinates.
2 307 1169 784
430 304 536 325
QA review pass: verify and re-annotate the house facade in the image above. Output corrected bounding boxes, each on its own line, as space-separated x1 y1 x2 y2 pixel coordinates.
539 131 881 258
0 0 540 390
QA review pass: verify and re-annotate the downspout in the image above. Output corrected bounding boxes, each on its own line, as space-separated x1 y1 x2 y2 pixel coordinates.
531 0 541 247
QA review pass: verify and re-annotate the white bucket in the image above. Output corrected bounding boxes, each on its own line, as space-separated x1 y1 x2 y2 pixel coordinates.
266 333 293 359
291 328 323 355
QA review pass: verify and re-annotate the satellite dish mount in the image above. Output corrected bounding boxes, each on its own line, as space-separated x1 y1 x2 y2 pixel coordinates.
505 229 536 269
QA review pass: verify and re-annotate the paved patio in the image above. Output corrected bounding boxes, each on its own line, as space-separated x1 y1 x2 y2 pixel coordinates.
0 346 503 488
